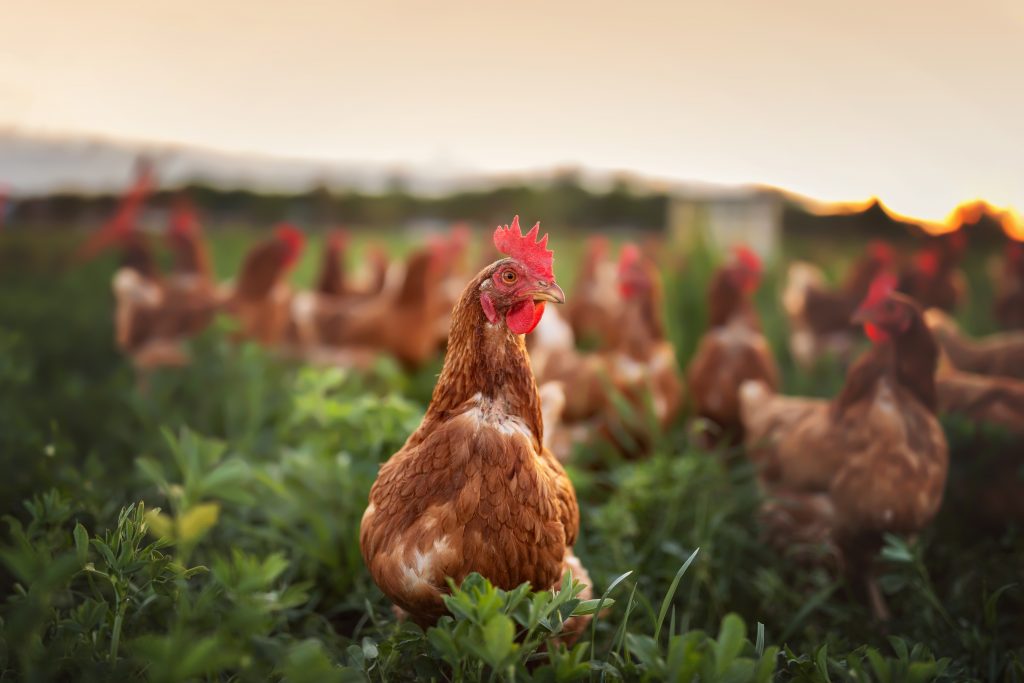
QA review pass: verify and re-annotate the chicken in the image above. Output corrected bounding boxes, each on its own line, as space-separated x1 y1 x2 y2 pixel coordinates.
922 308 1024 381
994 239 1024 331
530 245 682 459
77 162 200 369
898 230 968 312
928 320 1024 527
298 241 449 368
565 236 621 349
222 223 305 346
313 230 349 298
310 230 389 301
740 275 948 619
934 368 1024 435
360 216 591 639
783 240 895 368
601 244 684 455
165 197 214 284
688 246 779 440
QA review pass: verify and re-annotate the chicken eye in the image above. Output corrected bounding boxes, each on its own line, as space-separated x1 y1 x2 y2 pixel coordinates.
502 270 518 284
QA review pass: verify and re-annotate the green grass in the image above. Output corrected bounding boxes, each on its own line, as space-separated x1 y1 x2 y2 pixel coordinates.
0 230 1021 682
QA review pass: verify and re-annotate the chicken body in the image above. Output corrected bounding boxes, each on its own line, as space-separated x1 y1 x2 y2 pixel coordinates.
689 256 778 439
222 226 304 347
924 308 1024 381
783 243 893 368
740 293 948 618
297 246 447 368
361 220 589 632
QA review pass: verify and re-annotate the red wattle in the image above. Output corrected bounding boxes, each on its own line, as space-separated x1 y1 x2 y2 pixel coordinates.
864 322 889 343
507 299 545 334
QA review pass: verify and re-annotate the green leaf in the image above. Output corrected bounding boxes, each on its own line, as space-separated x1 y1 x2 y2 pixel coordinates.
714 614 746 677
482 613 515 666
73 522 89 565
654 547 699 642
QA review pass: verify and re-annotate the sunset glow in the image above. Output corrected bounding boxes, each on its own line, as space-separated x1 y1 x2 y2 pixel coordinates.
3 0 1023 231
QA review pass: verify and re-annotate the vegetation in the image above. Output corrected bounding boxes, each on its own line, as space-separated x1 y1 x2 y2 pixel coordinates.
1 232 1021 682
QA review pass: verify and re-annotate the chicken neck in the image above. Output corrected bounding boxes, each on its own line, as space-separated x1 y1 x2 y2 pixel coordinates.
424 269 544 446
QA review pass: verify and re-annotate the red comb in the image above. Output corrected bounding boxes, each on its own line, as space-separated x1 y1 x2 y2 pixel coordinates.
863 271 898 308
275 223 305 267
867 240 894 263
493 215 554 280
733 245 761 273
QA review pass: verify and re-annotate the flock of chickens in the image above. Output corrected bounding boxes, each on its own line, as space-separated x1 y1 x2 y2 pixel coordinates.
84 171 1024 633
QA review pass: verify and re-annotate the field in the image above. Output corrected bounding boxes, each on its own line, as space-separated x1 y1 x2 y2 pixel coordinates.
1 229 1022 682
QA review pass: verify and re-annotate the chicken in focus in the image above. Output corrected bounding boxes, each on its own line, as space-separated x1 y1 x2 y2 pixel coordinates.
740 275 948 619
360 216 592 640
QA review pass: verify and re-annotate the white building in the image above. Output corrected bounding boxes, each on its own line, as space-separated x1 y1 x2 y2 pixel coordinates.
668 187 783 260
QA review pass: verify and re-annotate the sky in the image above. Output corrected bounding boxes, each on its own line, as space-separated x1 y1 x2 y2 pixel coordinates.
3 0 1024 223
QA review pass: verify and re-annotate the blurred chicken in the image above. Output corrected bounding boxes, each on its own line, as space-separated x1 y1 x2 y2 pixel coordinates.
165 197 214 285
783 240 895 368
301 240 450 368
531 245 682 459
927 313 1024 527
898 230 968 312
922 308 1024 381
740 275 948 619
79 162 207 368
688 246 779 441
312 230 389 301
599 245 684 456
360 216 591 640
994 239 1024 331
222 223 305 346
565 236 621 349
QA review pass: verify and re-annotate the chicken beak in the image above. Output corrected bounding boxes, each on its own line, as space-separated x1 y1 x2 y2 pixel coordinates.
532 282 566 304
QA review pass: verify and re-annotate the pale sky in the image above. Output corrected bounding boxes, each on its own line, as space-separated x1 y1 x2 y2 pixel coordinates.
3 0 1024 223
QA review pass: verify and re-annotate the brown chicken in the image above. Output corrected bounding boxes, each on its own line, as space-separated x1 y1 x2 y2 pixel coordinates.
923 308 1024 381
223 223 305 346
81 163 211 368
994 239 1024 331
530 245 682 459
311 230 389 301
740 275 948 619
783 240 895 368
360 216 591 637
928 319 1024 527
688 246 779 440
601 244 685 455
565 236 621 349
898 230 968 312
299 241 450 368
165 198 214 284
